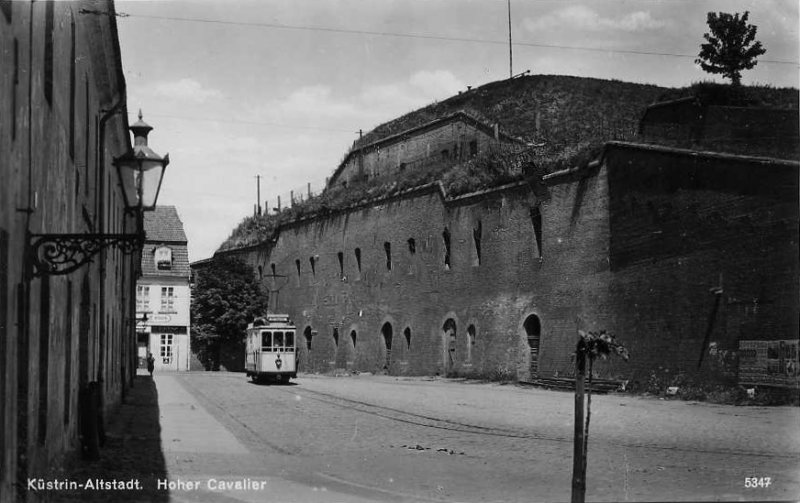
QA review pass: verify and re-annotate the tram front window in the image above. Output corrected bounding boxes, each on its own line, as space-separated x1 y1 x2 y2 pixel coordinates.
273 331 284 349
261 331 272 351
286 332 295 352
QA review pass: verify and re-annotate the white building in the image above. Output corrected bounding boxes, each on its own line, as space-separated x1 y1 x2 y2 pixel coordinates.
136 204 191 371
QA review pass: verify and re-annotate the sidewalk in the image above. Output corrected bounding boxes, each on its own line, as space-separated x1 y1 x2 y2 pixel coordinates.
49 371 376 503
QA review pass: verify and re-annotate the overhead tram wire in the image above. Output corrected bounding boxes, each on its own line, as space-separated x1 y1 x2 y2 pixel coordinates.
120 12 799 67
125 111 356 134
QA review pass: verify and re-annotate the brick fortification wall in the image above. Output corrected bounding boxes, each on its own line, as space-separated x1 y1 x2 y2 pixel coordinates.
606 143 799 386
222 143 798 384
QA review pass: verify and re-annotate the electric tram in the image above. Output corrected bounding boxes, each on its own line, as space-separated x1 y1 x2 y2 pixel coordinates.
244 314 297 383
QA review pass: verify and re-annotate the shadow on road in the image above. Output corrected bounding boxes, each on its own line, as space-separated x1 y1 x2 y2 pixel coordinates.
52 375 169 502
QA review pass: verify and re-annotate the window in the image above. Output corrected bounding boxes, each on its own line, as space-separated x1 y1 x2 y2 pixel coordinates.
1 0 11 22
136 285 150 311
160 287 175 312
12 38 18 141
384 242 392 270
309 256 316 276
355 248 362 272
44 0 54 105
295 259 301 282
155 247 173 270
407 238 416 255
270 263 276 277
404 327 411 351
69 13 76 159
333 328 339 347
442 228 451 270
350 330 357 348
337 252 344 279
160 333 173 364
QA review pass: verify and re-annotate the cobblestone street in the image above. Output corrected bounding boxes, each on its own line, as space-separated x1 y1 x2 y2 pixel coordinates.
148 372 800 502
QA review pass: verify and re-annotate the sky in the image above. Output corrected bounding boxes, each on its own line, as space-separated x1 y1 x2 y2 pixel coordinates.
115 0 799 262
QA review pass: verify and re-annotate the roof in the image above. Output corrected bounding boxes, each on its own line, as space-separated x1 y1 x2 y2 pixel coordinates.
141 206 190 279
143 206 187 242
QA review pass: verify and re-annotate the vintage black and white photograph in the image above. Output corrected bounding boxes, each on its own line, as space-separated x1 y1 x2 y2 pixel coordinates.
1 0 798 501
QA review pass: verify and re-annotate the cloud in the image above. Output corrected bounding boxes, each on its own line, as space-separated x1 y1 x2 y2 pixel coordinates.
152 78 223 103
523 6 668 33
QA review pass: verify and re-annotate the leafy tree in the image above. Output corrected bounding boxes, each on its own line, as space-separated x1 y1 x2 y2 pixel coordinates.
696 11 766 86
191 256 268 370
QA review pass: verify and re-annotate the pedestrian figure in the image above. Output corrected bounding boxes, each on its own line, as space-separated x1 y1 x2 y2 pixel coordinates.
146 353 155 377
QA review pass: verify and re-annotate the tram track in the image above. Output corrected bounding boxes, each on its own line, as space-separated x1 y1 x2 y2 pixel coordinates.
175 372 800 461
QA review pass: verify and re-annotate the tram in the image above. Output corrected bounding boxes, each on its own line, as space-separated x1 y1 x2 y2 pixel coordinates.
244 314 297 383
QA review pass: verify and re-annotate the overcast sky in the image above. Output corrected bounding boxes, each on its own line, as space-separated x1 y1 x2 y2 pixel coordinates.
116 0 799 262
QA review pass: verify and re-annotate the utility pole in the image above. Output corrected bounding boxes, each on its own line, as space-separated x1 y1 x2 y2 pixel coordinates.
255 174 262 216
508 0 513 79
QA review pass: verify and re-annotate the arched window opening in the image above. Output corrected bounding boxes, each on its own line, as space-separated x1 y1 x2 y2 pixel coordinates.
524 315 542 378
404 327 411 351
333 327 339 346
350 330 357 348
381 322 393 369
443 318 457 374
309 256 316 276
467 324 476 361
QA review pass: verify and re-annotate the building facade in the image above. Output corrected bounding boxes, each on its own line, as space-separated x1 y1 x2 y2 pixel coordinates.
1 1 143 500
215 141 799 387
137 206 191 372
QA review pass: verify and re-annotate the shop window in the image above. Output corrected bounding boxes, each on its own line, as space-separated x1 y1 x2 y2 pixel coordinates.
160 333 174 364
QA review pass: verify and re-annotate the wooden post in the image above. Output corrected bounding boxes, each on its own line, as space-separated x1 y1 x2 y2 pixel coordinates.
572 343 586 503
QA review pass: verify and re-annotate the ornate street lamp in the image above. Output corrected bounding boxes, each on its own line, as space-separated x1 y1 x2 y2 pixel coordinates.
28 111 169 277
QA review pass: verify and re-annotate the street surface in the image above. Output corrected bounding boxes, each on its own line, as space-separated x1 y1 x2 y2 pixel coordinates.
158 372 800 502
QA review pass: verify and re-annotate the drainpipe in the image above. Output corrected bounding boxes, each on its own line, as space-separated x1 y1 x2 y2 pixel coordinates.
95 97 127 409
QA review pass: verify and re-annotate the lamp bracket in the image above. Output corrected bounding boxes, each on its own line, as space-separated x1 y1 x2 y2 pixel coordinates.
29 232 143 277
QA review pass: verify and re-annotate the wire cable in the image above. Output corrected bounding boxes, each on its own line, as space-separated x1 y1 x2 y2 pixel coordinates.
120 12 799 66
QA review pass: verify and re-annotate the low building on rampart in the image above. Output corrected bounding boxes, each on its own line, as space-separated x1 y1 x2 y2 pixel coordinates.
328 111 525 189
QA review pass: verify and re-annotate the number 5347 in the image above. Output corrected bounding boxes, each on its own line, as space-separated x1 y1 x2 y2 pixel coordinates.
745 477 772 488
